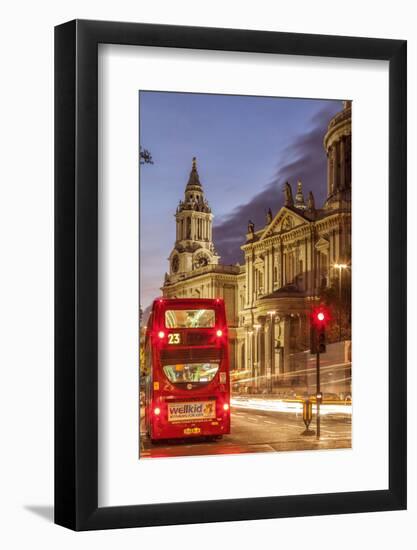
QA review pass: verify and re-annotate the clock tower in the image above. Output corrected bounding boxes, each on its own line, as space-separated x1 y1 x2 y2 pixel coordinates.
167 157 220 280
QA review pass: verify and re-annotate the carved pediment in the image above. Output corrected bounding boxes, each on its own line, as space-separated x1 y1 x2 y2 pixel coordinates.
260 207 308 240
315 237 330 250
253 256 264 268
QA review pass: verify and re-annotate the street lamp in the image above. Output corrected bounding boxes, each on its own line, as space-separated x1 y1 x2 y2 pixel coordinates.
334 263 348 341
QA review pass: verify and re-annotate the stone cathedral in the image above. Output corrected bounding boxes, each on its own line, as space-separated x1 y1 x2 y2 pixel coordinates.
162 101 352 390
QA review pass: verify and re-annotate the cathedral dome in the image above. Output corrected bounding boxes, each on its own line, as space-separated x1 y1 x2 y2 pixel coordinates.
323 101 352 207
323 100 351 152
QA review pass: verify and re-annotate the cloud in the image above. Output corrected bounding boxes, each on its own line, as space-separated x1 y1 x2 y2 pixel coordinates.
213 103 339 265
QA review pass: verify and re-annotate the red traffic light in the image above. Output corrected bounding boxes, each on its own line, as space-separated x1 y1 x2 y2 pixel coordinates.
312 307 330 326
310 307 329 354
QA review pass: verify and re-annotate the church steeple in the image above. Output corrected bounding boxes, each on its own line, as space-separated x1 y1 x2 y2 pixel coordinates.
185 157 202 191
168 158 219 277
177 157 211 214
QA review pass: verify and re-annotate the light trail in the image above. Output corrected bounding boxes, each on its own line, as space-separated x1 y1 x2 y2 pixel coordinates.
231 397 352 416
231 362 351 382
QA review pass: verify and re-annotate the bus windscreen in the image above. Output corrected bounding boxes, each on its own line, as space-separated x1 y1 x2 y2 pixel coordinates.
165 309 215 329
163 362 219 383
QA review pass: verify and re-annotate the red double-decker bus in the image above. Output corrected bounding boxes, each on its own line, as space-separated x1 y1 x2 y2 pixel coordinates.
143 297 230 442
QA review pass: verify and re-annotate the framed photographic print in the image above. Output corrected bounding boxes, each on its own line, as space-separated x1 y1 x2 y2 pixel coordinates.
55 20 407 530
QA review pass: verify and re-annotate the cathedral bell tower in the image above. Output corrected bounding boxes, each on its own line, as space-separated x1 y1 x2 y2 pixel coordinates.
167 158 219 279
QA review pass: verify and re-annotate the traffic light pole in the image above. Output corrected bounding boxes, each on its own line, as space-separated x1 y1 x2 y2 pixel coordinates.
311 307 327 439
316 350 321 439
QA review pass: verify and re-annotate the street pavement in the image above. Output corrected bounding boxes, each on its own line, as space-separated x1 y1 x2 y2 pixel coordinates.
140 399 351 459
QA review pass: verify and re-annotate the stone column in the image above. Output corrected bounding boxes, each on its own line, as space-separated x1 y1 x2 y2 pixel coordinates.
251 330 256 388
264 322 270 383
253 328 259 386
346 136 351 189
283 253 286 286
311 243 315 292
247 331 253 381
268 251 272 292
259 320 266 385
264 254 268 294
332 143 338 192
327 150 332 196
245 256 249 306
266 250 270 293
283 316 291 376
250 256 254 306
329 230 334 266
270 315 275 380
305 237 313 290
335 229 340 263
340 136 346 190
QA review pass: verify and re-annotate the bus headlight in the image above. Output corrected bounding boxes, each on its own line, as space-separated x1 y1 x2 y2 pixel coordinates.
158 331 165 339
223 403 229 411
154 407 161 416
216 329 223 337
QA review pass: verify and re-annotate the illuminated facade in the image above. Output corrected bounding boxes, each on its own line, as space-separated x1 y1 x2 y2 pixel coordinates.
162 102 352 390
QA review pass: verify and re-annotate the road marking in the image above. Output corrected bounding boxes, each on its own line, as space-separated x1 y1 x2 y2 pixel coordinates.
263 420 275 424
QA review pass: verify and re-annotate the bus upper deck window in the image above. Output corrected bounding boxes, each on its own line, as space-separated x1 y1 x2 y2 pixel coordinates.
165 309 215 329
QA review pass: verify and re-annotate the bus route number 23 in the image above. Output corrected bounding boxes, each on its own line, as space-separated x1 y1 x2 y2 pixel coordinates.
168 333 181 345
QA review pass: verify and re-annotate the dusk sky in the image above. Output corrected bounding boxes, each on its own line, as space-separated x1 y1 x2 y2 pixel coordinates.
140 91 343 311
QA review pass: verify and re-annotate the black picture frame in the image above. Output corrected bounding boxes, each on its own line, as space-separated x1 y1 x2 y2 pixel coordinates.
55 19 407 531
